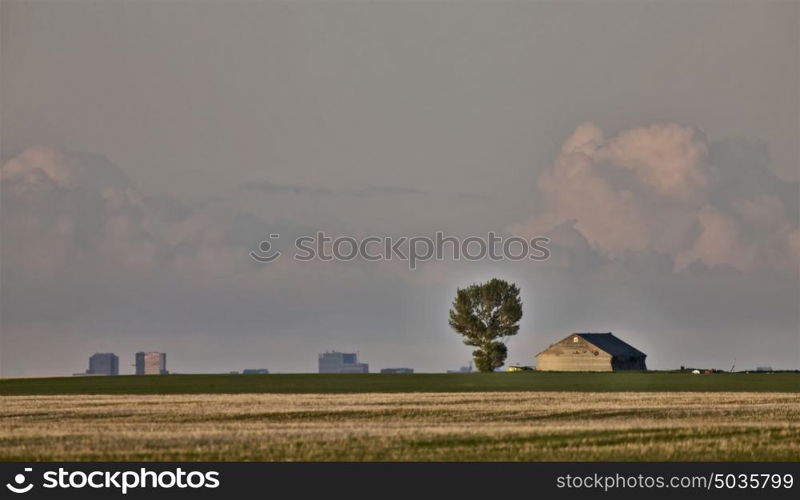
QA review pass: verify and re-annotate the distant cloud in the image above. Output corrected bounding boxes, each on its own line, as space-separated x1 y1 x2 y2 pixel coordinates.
235 179 489 201
512 123 799 271
0 146 258 283
236 180 426 197
0 146 444 301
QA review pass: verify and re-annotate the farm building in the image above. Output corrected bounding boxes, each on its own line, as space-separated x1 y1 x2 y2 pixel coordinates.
535 332 647 371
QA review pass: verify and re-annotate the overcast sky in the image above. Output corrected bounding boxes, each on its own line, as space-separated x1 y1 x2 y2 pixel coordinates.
1 0 798 376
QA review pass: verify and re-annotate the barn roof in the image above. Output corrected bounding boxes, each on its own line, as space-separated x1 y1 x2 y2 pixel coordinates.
575 333 646 357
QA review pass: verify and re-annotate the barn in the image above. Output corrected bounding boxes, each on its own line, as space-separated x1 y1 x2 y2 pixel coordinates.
535 332 647 371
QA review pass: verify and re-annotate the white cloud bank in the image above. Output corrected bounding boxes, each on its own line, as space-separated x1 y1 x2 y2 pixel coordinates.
514 123 799 272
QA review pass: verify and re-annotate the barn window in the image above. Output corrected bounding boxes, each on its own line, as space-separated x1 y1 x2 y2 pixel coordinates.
573 336 579 343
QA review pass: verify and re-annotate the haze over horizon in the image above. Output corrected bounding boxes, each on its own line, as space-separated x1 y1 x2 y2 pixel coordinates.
1 0 798 377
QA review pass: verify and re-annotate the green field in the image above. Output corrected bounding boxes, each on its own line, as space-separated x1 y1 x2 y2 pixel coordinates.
1 372 798 395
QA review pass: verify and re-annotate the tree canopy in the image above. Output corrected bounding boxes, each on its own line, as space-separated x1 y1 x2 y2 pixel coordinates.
448 278 523 372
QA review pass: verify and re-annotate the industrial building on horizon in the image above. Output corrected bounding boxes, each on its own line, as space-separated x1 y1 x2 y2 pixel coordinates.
85 353 119 376
135 351 168 375
380 367 414 374
318 351 369 374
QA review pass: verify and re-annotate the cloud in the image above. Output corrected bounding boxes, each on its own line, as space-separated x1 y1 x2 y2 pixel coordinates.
513 123 799 272
1 146 132 192
601 124 710 200
0 146 279 289
0 146 441 316
235 180 489 206
236 180 316 195
236 180 426 197
674 205 746 271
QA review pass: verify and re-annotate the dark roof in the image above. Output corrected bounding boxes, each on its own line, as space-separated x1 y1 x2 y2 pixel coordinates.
575 333 646 357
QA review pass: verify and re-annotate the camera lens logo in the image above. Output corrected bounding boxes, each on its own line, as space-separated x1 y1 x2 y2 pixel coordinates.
6 468 34 494
249 234 281 263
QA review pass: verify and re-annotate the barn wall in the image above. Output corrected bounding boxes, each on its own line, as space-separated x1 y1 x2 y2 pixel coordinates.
536 352 613 371
535 335 613 371
611 356 647 371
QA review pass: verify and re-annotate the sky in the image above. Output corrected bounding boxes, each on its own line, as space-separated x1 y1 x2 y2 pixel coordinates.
1 0 798 376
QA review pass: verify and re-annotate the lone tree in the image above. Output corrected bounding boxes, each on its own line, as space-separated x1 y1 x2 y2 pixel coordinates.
448 278 523 372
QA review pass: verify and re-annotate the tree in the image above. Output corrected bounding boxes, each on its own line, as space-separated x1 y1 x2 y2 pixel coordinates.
448 278 523 372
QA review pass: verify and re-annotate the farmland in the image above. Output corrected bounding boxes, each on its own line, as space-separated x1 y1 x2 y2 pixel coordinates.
2 391 800 461
2 373 798 461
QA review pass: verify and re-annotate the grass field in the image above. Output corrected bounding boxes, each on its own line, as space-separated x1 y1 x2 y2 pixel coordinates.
2 392 799 461
1 372 799 395
2 373 798 461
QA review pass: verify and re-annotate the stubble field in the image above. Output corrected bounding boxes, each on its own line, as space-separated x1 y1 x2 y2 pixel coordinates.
2 391 799 461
